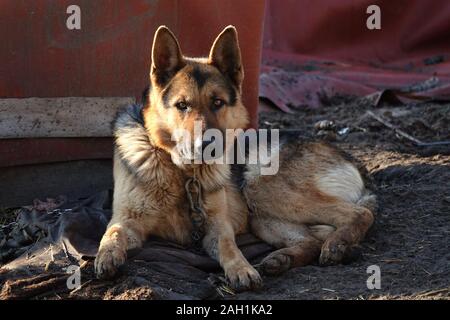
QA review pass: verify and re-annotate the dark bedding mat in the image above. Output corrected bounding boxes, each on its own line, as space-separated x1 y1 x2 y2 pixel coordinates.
0 191 273 300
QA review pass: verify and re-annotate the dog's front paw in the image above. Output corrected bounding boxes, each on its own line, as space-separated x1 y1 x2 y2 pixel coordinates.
94 243 127 279
225 260 262 291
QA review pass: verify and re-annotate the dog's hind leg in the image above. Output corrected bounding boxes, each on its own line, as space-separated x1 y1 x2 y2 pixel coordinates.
251 217 331 275
312 162 376 265
315 202 374 266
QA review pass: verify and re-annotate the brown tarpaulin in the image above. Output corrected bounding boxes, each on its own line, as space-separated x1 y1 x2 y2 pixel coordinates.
261 0 450 111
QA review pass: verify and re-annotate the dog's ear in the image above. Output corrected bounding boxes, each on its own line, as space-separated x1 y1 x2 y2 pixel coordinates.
151 26 184 87
209 26 244 88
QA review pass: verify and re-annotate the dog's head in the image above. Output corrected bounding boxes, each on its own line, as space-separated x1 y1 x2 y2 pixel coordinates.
143 25 249 165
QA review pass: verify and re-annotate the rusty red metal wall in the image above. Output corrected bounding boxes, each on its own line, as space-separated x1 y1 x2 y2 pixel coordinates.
0 0 265 107
0 0 265 167
263 0 450 63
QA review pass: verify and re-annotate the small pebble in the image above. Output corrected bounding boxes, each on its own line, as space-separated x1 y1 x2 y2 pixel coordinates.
314 120 336 131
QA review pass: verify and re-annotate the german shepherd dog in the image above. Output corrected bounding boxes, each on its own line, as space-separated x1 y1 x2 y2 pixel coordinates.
95 25 376 291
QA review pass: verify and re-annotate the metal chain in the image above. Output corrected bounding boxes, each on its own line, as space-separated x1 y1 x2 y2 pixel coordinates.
185 169 208 248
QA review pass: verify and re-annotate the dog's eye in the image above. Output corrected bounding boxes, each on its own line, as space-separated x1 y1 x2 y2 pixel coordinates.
175 101 189 112
212 98 225 110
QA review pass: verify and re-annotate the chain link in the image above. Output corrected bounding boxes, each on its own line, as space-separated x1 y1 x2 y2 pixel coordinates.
185 176 207 248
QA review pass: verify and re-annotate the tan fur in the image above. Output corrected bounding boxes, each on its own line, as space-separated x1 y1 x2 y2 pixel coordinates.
95 25 376 290
247 142 375 271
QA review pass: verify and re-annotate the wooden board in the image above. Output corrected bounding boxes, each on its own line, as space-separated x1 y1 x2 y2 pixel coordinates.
0 97 135 138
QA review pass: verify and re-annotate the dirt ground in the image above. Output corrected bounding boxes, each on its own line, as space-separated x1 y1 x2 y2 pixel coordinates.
1 101 449 300
234 100 450 300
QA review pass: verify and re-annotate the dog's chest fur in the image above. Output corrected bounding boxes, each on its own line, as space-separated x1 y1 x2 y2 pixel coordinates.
111 105 247 245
